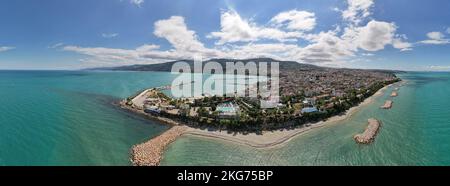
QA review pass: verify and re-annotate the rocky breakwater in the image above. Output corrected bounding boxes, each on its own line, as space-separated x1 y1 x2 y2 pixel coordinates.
391 91 398 97
381 100 393 109
354 119 381 144
131 126 188 166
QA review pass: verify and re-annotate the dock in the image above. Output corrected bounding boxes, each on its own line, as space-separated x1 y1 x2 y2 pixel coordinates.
354 119 381 144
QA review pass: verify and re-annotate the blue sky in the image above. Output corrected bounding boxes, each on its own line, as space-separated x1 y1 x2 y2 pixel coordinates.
0 0 449 71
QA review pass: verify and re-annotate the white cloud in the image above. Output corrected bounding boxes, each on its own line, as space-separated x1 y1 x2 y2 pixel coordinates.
223 43 300 60
361 53 374 56
0 46 15 52
340 0 413 52
63 43 197 65
48 43 64 49
154 16 213 55
447 27 450 34
101 33 119 38
427 32 444 40
208 10 303 44
295 30 356 63
342 0 374 25
339 20 412 52
130 0 144 7
62 45 167 67
135 44 160 52
62 14 412 67
61 2 416 68
332 7 341 12
63 16 223 66
428 65 450 71
270 10 316 31
63 46 140 60
355 20 396 51
420 32 450 45
420 40 449 45
393 38 413 51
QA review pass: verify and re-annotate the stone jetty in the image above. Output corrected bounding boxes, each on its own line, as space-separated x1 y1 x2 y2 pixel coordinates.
354 118 381 144
131 126 188 166
391 91 398 97
381 100 393 109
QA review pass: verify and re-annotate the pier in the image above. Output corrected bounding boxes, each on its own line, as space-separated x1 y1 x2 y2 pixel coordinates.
354 119 381 144
131 126 188 166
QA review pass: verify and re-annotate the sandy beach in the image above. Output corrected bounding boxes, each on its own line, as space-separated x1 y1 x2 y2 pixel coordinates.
182 85 390 149
125 83 392 165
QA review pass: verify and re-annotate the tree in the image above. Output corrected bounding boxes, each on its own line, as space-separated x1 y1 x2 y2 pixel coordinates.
197 107 208 117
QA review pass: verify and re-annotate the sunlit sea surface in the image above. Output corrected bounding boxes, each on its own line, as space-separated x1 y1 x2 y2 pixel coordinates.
161 72 450 166
1 71 449 165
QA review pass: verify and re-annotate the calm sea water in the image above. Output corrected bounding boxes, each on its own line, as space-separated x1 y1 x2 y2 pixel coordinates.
161 72 450 166
0 70 175 165
1 71 449 165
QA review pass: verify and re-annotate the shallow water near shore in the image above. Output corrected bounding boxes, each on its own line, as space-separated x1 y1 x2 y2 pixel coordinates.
0 70 173 165
161 72 450 166
1 71 450 165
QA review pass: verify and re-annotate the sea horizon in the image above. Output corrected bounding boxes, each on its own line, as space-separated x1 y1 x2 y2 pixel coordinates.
1 68 450 73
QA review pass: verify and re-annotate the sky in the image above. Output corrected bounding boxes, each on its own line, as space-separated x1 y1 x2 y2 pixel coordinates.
0 0 449 71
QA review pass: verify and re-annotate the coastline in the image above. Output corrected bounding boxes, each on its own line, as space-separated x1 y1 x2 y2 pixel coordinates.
124 83 392 165
182 85 390 149
131 126 188 166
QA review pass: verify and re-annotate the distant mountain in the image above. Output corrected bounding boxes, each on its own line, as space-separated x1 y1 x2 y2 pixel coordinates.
85 58 404 74
85 58 324 72
88 60 188 72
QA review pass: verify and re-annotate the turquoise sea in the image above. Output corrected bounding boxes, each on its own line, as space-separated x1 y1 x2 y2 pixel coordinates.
161 72 450 166
0 70 174 165
1 70 450 165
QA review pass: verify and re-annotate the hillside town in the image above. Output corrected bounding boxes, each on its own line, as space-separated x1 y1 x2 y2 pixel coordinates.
123 65 400 131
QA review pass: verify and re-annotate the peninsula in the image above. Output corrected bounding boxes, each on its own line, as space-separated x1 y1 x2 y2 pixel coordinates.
114 58 401 166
